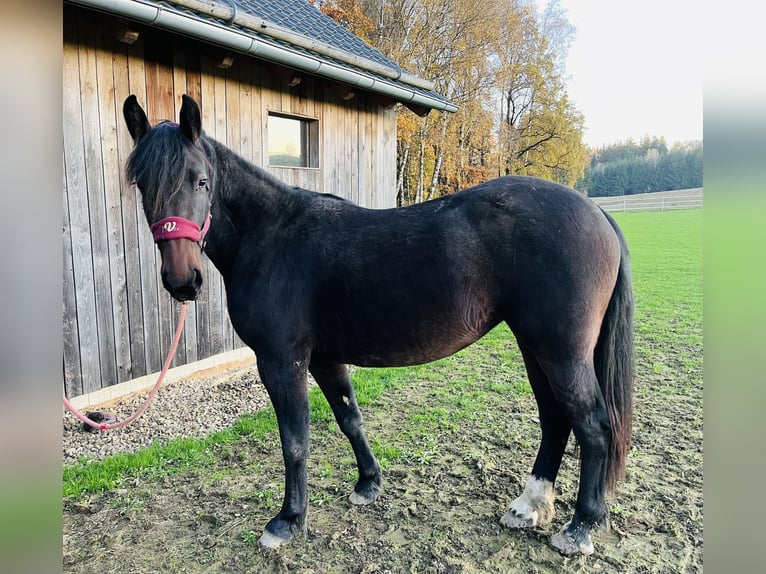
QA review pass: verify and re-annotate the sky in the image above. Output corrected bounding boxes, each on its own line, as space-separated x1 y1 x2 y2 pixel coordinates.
536 0 703 149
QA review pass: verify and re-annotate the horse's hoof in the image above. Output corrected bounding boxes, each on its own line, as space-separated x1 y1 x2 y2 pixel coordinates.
550 521 594 556
349 477 382 505
349 491 374 505
258 529 289 549
500 507 536 528
349 484 382 506
258 516 303 549
500 476 555 529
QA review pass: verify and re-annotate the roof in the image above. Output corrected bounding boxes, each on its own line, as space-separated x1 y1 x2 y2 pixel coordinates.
235 0 398 73
66 0 457 113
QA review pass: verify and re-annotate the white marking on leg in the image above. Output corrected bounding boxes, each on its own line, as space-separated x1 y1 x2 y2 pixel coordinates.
342 395 350 405
500 475 555 529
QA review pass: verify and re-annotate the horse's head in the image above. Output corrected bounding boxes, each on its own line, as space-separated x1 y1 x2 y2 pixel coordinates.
123 94 211 302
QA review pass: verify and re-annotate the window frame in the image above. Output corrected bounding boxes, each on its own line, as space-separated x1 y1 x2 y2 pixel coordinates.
266 111 320 169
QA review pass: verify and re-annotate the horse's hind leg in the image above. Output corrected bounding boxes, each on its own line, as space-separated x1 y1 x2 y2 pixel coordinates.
501 344 570 529
543 357 611 556
309 361 382 505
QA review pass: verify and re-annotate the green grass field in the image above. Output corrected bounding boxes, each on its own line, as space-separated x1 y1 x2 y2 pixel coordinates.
63 208 703 501
614 209 702 345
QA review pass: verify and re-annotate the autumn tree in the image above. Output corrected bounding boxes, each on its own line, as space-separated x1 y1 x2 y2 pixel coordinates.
322 0 589 201
493 0 586 186
363 0 500 203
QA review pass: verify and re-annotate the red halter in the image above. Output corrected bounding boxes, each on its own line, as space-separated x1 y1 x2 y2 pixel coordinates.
151 213 211 247
148 121 212 247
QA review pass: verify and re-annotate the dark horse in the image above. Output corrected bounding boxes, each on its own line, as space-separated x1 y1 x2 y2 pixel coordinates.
123 94 634 556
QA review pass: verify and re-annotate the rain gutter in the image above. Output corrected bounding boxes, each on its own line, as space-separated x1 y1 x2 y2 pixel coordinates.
66 0 458 113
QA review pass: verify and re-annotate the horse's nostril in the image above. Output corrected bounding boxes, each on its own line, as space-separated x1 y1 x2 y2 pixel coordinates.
161 267 203 302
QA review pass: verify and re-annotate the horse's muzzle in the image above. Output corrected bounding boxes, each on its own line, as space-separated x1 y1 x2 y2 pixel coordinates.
162 266 203 302
158 239 204 302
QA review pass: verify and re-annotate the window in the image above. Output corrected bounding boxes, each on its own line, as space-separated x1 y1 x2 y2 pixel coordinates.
267 113 319 168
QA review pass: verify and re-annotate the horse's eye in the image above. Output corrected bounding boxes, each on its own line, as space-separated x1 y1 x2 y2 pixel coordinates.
198 178 208 189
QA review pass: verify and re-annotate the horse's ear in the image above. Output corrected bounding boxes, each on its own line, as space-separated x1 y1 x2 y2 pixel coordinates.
179 94 202 143
123 95 151 143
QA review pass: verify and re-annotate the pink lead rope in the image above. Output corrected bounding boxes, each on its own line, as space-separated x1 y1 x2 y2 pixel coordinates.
64 200 211 429
62 302 189 430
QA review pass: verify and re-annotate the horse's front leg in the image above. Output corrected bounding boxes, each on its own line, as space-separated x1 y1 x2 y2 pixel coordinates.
256 354 311 549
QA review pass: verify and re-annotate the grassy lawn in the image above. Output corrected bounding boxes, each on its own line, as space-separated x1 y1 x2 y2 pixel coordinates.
64 208 703 502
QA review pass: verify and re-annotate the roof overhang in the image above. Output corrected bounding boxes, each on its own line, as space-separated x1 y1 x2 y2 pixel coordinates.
66 0 458 114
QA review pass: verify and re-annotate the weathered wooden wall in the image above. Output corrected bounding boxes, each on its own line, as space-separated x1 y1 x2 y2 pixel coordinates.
63 5 397 398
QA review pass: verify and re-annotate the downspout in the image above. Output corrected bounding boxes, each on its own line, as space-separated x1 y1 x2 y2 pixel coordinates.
66 0 458 113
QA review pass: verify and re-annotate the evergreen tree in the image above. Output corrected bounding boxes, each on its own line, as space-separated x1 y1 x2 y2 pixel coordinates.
578 139 702 196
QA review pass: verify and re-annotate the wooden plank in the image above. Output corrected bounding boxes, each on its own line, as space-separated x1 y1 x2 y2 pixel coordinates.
63 9 89 398
78 14 119 392
357 103 375 207
113 34 147 380
63 152 82 399
143 37 161 127
369 105 380 208
340 102 354 203
228 59 255 351
144 30 175 121
280 74 294 116
157 35 175 122
380 106 397 207
226 65 242 155
127 33 163 374
250 62 264 168
321 88 340 197
296 75 314 118
349 99 360 205
220 65 242 351
185 43 202 104
196 55 217 359
95 27 133 384
209 64 227 355
239 60 254 168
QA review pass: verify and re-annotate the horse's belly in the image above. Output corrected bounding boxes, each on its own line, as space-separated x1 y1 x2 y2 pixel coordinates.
317 306 501 368
345 337 480 368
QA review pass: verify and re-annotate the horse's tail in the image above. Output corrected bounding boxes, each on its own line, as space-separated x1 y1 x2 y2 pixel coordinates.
595 210 635 493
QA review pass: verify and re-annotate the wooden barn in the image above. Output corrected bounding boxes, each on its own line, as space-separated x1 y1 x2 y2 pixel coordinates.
63 0 455 401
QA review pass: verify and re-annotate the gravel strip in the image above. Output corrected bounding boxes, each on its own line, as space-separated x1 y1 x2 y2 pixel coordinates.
62 364 271 465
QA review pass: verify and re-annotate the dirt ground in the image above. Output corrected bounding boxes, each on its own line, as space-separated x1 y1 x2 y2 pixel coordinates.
63 328 702 573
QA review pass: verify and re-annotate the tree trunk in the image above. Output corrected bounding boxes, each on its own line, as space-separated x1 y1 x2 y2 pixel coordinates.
425 115 448 201
396 143 410 206
416 116 428 203
425 154 442 201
